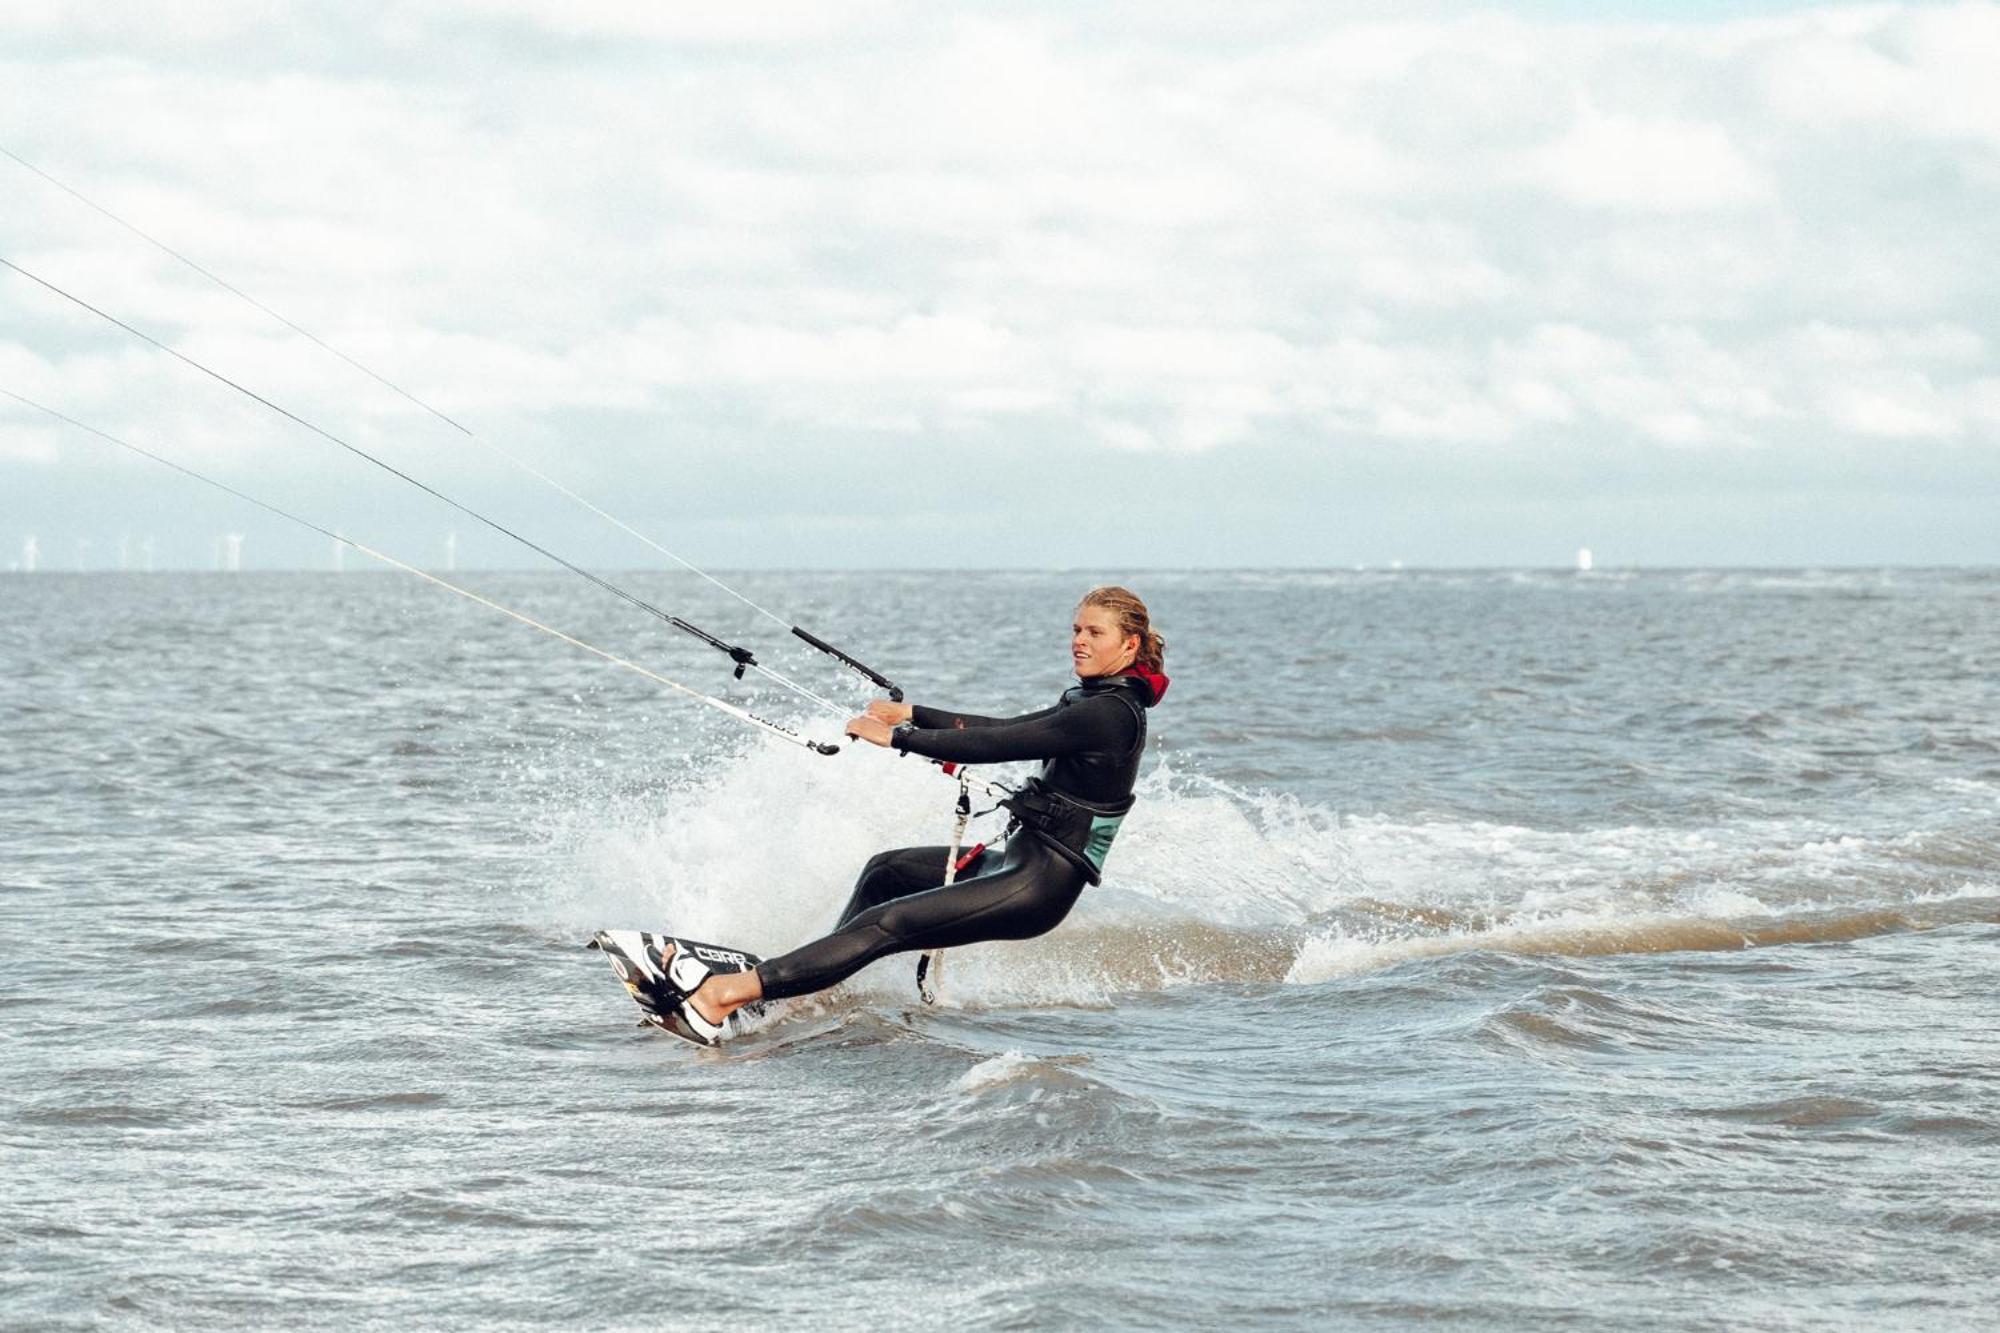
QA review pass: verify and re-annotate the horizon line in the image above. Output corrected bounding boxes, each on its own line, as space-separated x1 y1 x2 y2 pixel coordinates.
5 562 1996 576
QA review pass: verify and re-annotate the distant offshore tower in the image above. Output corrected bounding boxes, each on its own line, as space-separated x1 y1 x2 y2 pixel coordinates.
20 535 38 572
1576 546 1594 573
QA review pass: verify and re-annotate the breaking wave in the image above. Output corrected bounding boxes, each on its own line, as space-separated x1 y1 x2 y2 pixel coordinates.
534 739 2000 1010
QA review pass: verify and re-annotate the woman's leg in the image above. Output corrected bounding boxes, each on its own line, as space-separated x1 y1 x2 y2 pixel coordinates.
670 845 967 1025
679 841 1083 1024
835 846 954 927
684 840 1080 1016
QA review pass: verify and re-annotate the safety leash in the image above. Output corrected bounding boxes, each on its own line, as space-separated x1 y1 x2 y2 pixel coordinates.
915 768 976 1005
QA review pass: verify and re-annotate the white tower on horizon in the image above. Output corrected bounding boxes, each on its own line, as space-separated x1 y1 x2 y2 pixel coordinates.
225 533 244 572
1576 546 1594 573
445 531 458 572
21 535 39 572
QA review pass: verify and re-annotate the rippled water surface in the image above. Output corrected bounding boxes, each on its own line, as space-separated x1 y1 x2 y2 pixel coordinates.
4 567 1998 1330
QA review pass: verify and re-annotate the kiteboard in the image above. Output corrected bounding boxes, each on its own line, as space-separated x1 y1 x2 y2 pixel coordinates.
587 930 763 1047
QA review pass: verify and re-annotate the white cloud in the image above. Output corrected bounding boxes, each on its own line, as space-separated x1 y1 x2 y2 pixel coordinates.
1825 377 1962 439
453 0 890 45
0 421 61 464
2 0 1997 567
1524 110 1773 213
1764 4 2000 147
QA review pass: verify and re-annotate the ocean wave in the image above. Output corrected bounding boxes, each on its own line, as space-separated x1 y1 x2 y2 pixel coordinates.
541 741 2000 1010
1285 900 2000 984
954 1050 1095 1093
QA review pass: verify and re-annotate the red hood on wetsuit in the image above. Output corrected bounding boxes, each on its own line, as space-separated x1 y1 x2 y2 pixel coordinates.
1117 664 1169 706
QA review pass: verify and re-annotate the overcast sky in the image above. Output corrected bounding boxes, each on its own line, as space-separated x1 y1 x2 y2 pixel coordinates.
3 0 1997 570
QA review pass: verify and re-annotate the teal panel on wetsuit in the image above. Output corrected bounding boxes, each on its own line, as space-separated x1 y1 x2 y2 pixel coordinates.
1084 813 1124 873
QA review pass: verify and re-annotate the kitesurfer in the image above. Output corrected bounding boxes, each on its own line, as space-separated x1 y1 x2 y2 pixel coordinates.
657 585 1168 1041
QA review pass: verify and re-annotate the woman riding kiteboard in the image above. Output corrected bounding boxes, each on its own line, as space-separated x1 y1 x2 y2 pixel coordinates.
650 585 1168 1044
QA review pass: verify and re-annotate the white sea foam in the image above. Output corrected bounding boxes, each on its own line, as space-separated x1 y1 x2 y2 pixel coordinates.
539 741 1992 1005
955 1051 1037 1092
546 733 970 959
1334 812 1913 918
1282 910 1736 984
1908 881 2000 904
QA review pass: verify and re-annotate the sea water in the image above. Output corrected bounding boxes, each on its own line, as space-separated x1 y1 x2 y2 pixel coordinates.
3 568 1997 1330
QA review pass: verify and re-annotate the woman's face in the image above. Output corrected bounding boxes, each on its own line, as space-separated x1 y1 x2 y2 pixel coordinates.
1072 604 1140 678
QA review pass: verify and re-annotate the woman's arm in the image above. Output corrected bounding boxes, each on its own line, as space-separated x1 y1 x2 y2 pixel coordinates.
911 702 1062 731
890 694 1135 766
865 697 1062 732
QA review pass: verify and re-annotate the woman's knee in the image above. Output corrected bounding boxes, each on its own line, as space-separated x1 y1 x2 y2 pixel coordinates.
858 848 902 880
870 896 926 943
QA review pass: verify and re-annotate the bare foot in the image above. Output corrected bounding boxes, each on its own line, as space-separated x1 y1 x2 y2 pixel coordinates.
659 942 752 1027
685 977 728 1027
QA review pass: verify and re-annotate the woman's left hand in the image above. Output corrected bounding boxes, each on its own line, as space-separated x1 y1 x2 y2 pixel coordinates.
845 715 896 747
865 699 913 726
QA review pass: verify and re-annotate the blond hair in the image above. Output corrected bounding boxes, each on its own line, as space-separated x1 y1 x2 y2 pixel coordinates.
1077 585 1165 671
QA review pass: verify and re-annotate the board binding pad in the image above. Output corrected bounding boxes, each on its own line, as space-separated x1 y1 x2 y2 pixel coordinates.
588 930 763 1047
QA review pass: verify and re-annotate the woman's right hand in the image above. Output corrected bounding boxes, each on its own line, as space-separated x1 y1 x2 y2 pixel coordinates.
866 699 913 726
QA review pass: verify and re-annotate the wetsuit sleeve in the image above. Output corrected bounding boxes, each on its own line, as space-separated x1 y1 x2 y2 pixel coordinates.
911 702 1062 731
895 694 1136 765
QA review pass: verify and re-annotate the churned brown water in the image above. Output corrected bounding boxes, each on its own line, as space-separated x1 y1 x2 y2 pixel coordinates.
4 567 1997 1329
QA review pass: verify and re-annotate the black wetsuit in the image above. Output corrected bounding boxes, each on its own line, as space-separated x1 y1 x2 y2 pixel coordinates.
755 675 1155 1001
